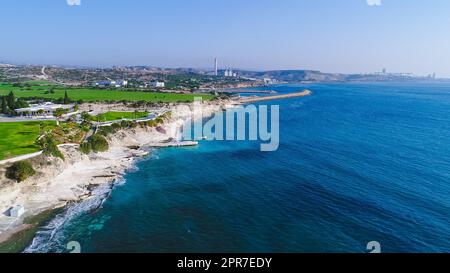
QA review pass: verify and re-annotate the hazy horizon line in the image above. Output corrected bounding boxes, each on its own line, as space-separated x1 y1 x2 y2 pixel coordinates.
1 59 442 78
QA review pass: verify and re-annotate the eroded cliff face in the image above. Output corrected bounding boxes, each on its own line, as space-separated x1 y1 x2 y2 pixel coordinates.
0 100 228 235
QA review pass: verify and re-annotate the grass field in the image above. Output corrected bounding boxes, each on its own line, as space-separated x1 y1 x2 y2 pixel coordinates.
96 111 149 122
0 121 56 160
0 83 213 102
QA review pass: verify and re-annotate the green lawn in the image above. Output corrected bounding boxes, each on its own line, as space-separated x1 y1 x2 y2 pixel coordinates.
0 83 213 102
0 121 56 160
96 111 149 122
24 80 59 86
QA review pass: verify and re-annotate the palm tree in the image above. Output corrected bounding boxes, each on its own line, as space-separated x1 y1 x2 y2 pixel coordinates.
81 111 92 125
1 96 7 114
39 123 47 136
63 90 70 104
37 109 45 116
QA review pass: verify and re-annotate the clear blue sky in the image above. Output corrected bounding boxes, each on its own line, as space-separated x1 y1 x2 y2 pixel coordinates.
1 0 450 77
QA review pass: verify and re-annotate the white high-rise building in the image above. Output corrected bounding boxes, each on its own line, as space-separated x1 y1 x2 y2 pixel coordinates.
214 58 218 76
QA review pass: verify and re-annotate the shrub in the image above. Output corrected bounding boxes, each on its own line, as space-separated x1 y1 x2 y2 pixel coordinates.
14 100 30 109
80 125 90 133
98 126 117 137
163 111 172 120
38 134 65 160
80 142 92 154
120 120 133 128
6 161 36 182
147 120 157 127
111 123 121 131
90 134 109 153
51 148 65 160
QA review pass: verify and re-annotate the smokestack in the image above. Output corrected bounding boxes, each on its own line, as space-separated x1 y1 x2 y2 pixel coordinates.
214 58 218 76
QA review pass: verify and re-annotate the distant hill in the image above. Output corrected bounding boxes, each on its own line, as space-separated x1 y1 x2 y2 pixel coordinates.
0 63 14 68
238 70 343 82
1 64 443 86
237 69 439 83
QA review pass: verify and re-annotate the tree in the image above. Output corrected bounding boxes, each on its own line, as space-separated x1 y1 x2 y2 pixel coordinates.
53 108 65 126
7 91 15 110
6 161 36 182
37 109 45 116
14 100 29 109
89 134 109 153
80 141 92 154
39 122 47 135
1 96 7 114
80 111 92 125
63 90 70 104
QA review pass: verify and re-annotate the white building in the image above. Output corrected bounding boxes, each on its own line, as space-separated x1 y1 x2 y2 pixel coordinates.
15 102 75 118
9 205 25 218
224 69 238 78
150 81 165 88
263 78 276 85
95 80 128 88
115 80 128 87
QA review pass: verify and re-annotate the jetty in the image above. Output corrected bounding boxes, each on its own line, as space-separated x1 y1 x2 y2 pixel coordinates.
220 89 277 94
239 89 312 103
148 141 198 148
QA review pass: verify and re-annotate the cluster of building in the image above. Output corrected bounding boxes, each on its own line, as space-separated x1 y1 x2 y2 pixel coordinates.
94 80 128 88
377 68 436 79
94 80 166 89
213 58 239 78
263 78 277 85
223 69 238 78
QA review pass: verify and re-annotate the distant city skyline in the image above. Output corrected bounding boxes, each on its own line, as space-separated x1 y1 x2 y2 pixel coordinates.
1 0 450 77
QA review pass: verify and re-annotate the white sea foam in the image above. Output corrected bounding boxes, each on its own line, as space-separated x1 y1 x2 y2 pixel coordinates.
24 181 116 253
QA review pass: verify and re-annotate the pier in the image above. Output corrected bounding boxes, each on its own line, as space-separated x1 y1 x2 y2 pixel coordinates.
220 89 277 94
148 141 199 148
239 90 312 103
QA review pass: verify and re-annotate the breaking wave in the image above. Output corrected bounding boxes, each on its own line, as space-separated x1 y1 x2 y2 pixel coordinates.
24 180 118 253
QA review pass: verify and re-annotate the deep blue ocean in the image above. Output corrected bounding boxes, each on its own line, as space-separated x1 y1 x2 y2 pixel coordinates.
26 82 450 253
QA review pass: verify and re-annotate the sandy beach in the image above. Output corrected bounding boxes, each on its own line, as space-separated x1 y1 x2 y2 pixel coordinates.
0 100 228 247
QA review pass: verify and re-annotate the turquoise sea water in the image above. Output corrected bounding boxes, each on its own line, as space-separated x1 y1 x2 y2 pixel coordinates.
26 82 450 253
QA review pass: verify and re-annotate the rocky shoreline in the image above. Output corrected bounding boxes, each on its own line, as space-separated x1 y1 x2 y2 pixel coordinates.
0 100 228 250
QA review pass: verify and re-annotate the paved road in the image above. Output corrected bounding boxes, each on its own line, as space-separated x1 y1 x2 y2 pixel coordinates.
0 151 43 166
41 66 49 79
